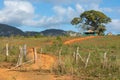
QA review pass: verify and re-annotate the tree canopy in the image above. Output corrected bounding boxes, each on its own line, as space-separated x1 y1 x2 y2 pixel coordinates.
71 10 111 35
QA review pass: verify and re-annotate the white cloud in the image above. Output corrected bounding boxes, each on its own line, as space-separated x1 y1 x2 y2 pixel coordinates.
4 1 34 13
0 0 34 26
0 0 100 28
0 0 119 34
40 0 101 5
88 3 101 11
53 6 66 16
23 4 84 28
23 16 65 28
37 4 85 28
53 6 77 19
0 0 77 28
107 19 120 33
118 9 120 13
76 4 84 13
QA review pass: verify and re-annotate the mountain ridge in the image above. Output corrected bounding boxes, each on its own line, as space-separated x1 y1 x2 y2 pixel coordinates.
0 23 79 37
0 23 25 36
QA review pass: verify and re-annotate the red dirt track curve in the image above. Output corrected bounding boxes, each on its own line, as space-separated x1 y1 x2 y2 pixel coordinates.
64 36 98 45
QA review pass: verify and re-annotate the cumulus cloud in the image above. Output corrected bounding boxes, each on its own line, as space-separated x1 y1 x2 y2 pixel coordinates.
76 4 84 13
0 0 34 26
118 9 120 13
107 19 120 33
0 0 85 28
0 0 103 28
53 6 77 20
0 0 119 34
42 4 84 27
40 0 101 5
24 4 84 28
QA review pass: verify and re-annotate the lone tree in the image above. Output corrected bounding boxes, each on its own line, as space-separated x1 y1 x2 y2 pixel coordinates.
71 10 111 35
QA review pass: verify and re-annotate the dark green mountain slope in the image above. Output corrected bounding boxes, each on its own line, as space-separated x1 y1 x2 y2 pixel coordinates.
0 24 24 36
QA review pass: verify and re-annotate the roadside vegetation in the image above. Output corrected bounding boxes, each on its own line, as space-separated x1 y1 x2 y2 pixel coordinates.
0 35 119 79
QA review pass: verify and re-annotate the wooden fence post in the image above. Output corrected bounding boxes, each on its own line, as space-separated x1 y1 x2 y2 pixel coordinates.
33 48 37 63
23 44 27 61
103 52 107 68
5 43 9 61
76 47 84 63
85 53 91 68
76 47 80 63
16 46 23 67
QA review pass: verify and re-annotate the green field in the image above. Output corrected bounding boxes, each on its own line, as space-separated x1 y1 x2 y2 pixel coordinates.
0 36 120 80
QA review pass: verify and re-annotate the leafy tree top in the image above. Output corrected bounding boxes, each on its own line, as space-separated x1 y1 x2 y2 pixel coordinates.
71 10 111 35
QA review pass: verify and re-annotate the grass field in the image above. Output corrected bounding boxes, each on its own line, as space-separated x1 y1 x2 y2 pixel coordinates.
0 35 120 80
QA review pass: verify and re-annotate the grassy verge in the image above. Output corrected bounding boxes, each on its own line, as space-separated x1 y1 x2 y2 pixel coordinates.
0 36 119 79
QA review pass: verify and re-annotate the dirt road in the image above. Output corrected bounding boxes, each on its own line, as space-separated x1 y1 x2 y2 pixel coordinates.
64 36 97 44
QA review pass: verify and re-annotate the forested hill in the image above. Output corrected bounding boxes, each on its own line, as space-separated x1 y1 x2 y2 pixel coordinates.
0 24 24 36
0 23 79 37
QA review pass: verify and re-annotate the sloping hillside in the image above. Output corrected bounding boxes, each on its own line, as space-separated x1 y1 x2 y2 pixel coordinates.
0 24 79 37
40 29 66 36
0 24 24 36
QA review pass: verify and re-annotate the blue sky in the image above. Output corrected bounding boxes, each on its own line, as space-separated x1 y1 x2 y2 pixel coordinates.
0 0 120 34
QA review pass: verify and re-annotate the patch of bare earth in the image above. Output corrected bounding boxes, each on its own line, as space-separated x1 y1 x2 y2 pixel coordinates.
0 48 74 80
24 48 56 70
0 36 99 80
0 68 75 80
64 36 98 44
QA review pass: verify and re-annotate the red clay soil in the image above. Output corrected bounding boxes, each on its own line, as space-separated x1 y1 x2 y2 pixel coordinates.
26 36 98 70
24 48 56 70
0 68 74 80
64 36 97 44
0 36 99 80
0 48 73 80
